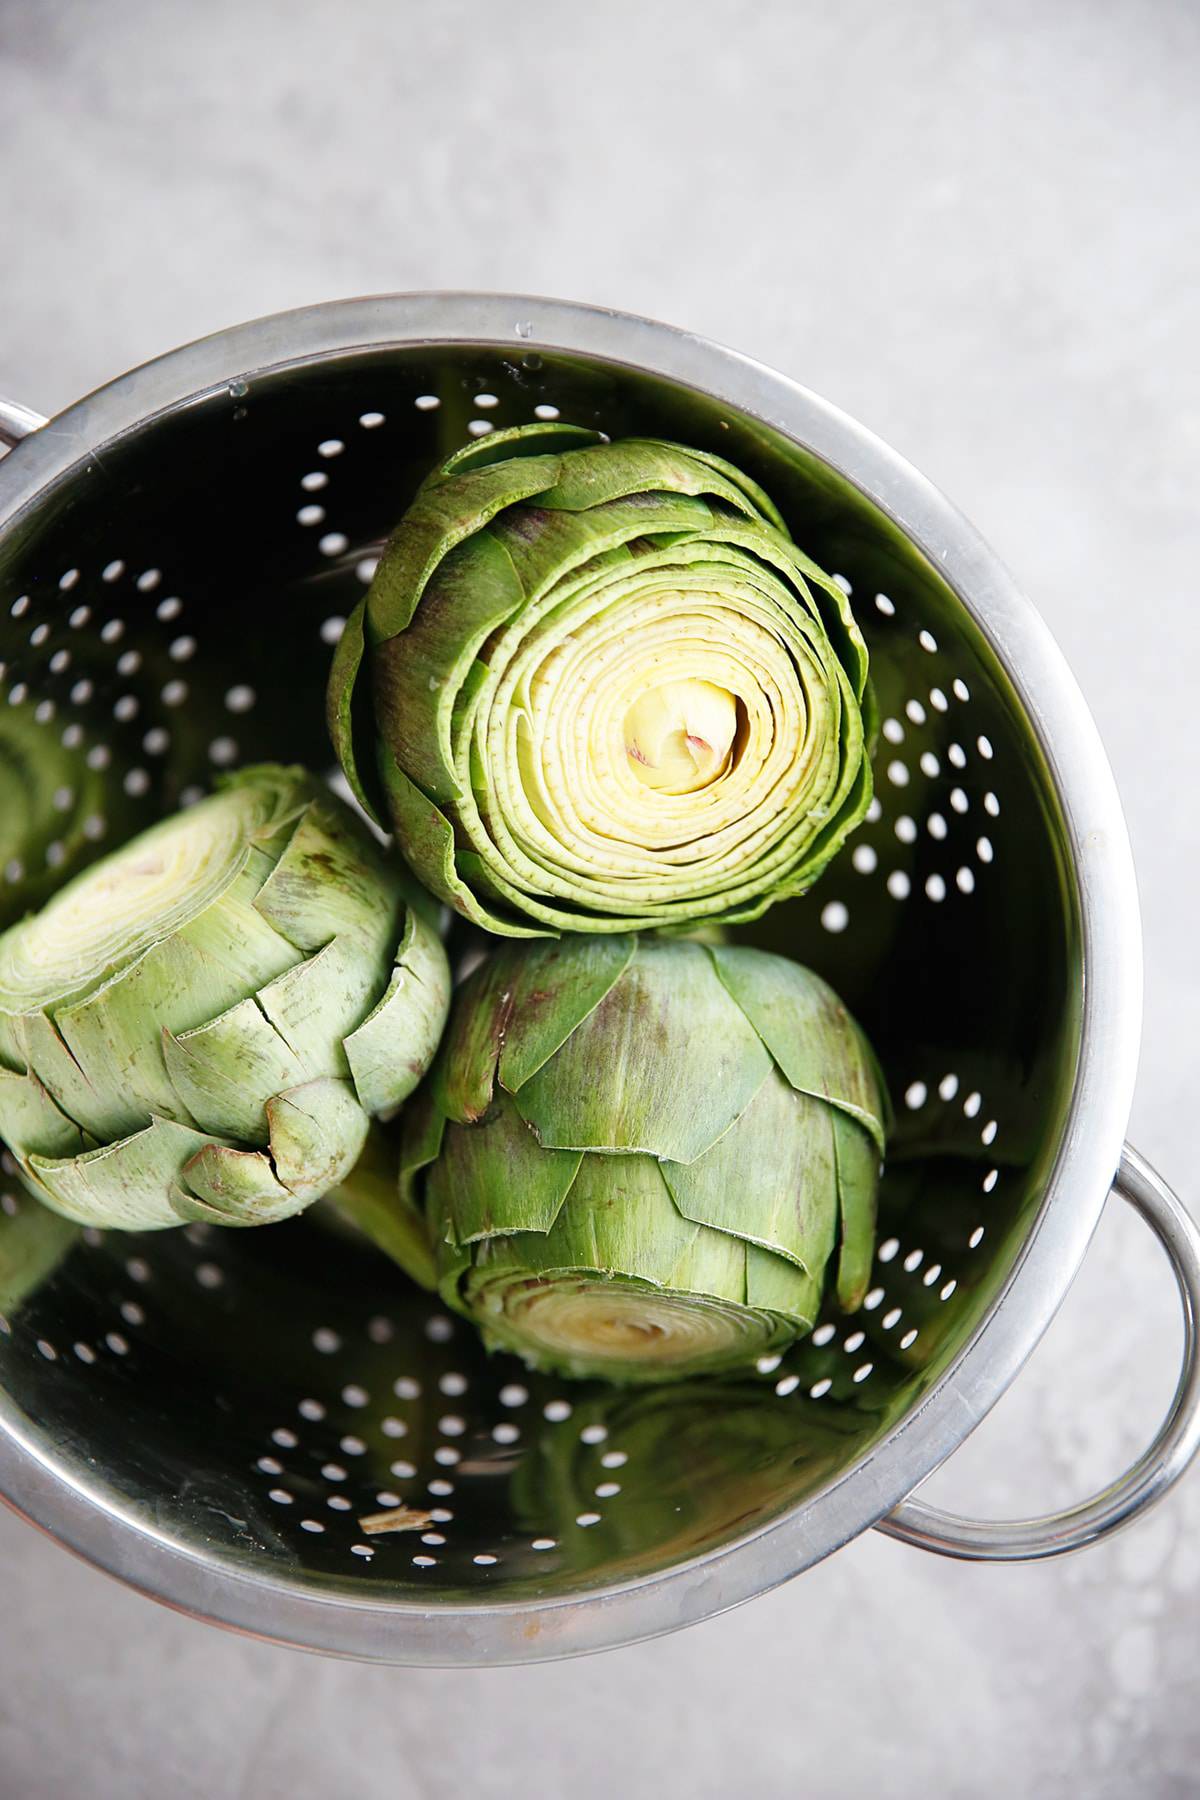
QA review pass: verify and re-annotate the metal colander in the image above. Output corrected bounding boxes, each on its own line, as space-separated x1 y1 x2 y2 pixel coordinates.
1 295 1197 1665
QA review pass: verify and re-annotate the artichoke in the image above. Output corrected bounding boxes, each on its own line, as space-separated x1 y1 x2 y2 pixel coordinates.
0 706 123 931
0 1186 78 1318
328 424 873 937
0 765 450 1231
400 935 886 1382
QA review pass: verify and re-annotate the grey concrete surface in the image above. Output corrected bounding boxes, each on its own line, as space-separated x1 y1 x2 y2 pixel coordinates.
1 0 1198 1794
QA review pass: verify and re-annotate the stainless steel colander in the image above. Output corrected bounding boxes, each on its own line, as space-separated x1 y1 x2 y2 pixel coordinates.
1 295 1197 1665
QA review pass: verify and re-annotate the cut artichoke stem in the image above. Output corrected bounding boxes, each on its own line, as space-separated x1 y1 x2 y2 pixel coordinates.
321 1120 438 1292
622 679 738 794
467 1270 792 1384
0 766 452 1235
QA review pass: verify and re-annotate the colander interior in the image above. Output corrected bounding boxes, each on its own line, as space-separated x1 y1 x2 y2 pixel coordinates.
0 342 1081 1606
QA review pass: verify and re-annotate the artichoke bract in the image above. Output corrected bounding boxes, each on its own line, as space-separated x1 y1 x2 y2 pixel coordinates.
328 424 873 936
0 766 451 1231
401 936 886 1382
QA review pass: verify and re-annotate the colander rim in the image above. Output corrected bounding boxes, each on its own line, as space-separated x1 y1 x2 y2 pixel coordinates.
0 291 1143 1663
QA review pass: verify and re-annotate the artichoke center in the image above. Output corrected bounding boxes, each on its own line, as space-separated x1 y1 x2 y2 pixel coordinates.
623 680 737 794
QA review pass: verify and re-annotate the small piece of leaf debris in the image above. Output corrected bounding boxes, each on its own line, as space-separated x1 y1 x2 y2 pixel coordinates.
358 1506 434 1536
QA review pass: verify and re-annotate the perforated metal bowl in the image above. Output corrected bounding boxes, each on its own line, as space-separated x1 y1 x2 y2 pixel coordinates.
1 295 1197 1665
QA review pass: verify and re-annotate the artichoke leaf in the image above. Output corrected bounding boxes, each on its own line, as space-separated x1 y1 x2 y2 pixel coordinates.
833 1110 879 1313
0 1065 87 1163
514 940 772 1163
180 1141 305 1225
256 933 391 1079
29 1117 234 1229
661 1068 838 1276
264 1077 370 1204
745 1242 821 1333
376 748 541 938
432 1091 582 1247
344 904 452 1118
495 934 636 1093
436 422 601 480
162 998 306 1141
709 943 886 1152
366 454 567 642
324 597 385 827
372 531 526 807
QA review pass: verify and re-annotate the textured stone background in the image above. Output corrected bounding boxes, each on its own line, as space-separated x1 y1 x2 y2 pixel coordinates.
1 1 1198 1793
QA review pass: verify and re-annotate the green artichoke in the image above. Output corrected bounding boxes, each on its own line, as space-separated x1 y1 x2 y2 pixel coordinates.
0 706 123 931
0 1186 78 1318
400 935 886 1382
0 765 451 1231
328 424 873 937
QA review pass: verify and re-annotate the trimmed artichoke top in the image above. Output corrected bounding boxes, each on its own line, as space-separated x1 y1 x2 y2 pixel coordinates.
328 424 873 937
399 935 887 1383
0 766 450 1230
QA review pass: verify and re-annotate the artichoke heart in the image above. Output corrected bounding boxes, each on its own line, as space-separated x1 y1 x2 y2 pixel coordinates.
0 765 451 1232
327 424 874 936
398 935 887 1382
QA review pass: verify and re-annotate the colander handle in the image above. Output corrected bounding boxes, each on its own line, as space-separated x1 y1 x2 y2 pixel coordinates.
877 1145 1200 1561
0 397 48 449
